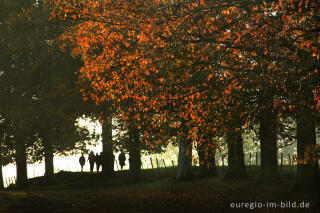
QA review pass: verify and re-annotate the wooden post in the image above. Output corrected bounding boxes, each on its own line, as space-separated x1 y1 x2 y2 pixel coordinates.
115 159 120 171
288 154 291 166
256 152 258 166
280 153 283 168
171 160 175 168
249 153 252 166
5 177 9 188
150 157 154 169
156 158 159 169
162 159 166 168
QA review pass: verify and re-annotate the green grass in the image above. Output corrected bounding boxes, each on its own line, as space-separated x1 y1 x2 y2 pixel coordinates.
0 166 319 212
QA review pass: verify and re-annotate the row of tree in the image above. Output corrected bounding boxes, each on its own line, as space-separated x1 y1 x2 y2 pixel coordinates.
0 0 319 190
48 0 319 188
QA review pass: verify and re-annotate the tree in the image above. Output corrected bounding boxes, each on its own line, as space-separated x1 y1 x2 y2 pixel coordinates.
49 0 319 186
0 0 96 187
0 118 15 189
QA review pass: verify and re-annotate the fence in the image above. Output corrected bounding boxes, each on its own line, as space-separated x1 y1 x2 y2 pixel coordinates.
2 151 315 189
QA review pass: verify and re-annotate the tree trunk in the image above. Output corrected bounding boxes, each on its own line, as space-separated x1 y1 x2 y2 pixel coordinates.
128 127 141 181
0 140 4 190
44 140 54 183
102 114 114 177
197 145 208 177
0 159 4 190
207 148 217 175
176 139 193 181
296 110 319 189
15 139 28 189
257 103 280 184
224 123 248 180
197 143 217 177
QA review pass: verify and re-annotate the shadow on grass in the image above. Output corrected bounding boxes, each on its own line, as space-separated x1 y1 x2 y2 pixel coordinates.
1 166 319 212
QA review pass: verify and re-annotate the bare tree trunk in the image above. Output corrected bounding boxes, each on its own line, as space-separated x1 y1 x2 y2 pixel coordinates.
102 113 114 177
16 139 28 189
296 110 319 189
257 102 280 184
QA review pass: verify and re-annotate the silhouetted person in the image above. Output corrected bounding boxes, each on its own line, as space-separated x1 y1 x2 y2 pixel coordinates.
79 153 85 172
88 151 95 172
96 153 103 172
118 151 126 170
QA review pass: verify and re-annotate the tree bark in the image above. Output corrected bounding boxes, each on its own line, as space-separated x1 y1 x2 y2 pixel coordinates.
197 143 217 177
224 122 248 180
128 128 141 181
176 138 193 181
0 157 4 190
15 139 28 189
0 139 4 190
102 113 114 177
207 148 217 175
44 140 54 183
296 110 319 189
257 102 280 184
198 145 208 177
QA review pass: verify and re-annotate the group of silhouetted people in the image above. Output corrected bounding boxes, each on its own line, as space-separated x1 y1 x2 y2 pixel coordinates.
79 150 126 172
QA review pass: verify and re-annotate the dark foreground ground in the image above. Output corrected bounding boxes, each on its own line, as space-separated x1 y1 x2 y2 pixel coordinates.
0 167 319 213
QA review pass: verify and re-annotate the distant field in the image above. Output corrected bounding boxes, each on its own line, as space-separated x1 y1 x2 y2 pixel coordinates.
0 167 319 213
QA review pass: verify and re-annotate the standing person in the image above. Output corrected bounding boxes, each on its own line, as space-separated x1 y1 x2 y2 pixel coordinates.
118 151 126 170
88 151 95 172
96 153 102 172
79 153 85 172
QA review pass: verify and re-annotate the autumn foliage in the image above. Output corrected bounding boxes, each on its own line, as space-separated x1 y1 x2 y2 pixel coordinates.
48 0 319 158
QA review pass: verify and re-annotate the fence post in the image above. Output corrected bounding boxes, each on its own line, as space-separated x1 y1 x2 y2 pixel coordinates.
115 159 120 171
162 159 166 168
280 153 283 169
249 153 252 166
256 152 258 166
156 158 160 169
222 155 225 172
150 157 154 169
288 154 291 166
5 177 9 188
293 154 297 166
171 160 175 168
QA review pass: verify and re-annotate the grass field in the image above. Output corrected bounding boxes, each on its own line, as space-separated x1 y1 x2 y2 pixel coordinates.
0 166 319 212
